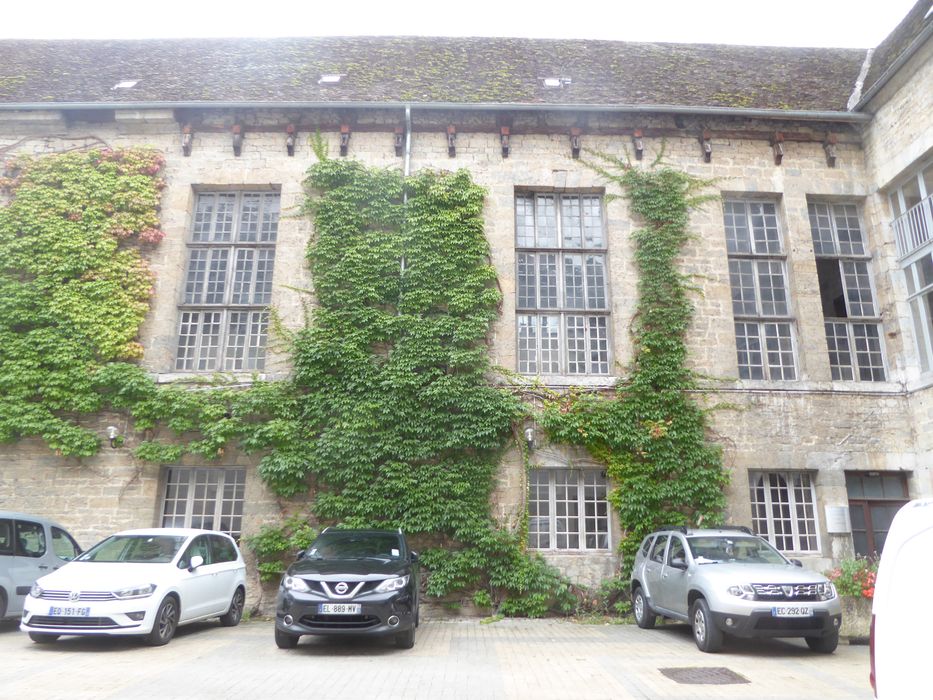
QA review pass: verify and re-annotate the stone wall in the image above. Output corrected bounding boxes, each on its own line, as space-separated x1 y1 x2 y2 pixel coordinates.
0 94 930 592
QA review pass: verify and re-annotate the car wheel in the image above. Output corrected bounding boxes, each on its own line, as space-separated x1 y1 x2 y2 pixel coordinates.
146 596 179 647
691 598 723 653
0 589 6 620
275 626 300 649
28 632 60 644
395 624 415 649
632 587 656 629
805 630 839 653
415 604 420 628
219 588 245 627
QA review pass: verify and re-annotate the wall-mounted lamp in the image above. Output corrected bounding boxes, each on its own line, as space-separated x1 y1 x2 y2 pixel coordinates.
524 426 535 451
339 124 351 157
106 425 120 449
570 127 582 159
181 124 193 157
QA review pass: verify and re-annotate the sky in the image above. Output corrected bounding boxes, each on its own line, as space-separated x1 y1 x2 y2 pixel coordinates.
0 0 922 47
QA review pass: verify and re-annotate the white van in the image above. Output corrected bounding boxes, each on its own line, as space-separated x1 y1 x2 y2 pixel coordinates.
0 511 82 620
870 498 933 698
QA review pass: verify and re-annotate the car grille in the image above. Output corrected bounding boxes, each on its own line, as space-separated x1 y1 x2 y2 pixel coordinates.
299 614 381 630
307 580 377 599
37 590 117 602
28 616 121 629
752 583 823 601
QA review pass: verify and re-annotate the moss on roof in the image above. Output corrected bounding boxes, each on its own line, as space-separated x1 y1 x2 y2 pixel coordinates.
0 36 867 112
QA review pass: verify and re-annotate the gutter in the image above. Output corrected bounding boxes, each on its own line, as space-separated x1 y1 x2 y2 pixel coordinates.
0 99 872 123
854 20 933 111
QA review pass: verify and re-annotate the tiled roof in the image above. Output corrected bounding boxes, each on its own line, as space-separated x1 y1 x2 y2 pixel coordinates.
862 0 933 96
0 37 867 113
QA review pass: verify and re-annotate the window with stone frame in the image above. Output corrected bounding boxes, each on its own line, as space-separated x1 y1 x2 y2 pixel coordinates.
724 199 797 380
175 191 280 372
527 467 609 550
515 192 610 375
749 471 820 553
160 467 246 539
808 202 886 381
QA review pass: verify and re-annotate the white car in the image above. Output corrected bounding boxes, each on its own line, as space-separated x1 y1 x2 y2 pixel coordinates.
871 499 933 698
20 528 246 646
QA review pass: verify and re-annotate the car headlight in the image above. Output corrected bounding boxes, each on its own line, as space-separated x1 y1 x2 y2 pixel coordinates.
727 583 755 600
375 575 410 593
114 584 157 599
283 575 311 593
30 583 43 598
817 582 837 601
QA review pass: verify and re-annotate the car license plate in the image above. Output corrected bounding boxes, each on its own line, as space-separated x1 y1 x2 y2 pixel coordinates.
319 603 361 615
48 606 91 617
771 605 813 617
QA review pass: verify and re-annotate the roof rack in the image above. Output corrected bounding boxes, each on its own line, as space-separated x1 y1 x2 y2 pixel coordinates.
659 525 688 534
717 524 754 535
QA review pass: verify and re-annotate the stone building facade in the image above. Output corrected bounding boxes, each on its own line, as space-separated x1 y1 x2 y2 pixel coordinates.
1 2 931 607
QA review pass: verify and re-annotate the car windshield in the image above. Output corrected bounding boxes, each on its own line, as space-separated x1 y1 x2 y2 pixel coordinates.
687 535 787 565
77 535 186 563
306 532 402 561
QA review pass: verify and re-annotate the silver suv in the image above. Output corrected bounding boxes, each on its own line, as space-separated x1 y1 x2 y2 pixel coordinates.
630 526 842 653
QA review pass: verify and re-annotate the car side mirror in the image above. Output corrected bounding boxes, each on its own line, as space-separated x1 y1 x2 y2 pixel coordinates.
411 551 419 563
790 558 803 567
295 549 306 561
669 557 687 570
188 555 204 571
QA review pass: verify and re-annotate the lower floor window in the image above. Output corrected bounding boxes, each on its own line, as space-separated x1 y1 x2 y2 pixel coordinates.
527 468 609 550
161 467 246 538
749 471 819 552
825 321 885 381
735 321 797 380
518 314 610 375
176 310 269 371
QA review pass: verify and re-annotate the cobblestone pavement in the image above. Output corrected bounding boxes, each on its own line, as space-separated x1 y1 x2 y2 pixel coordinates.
0 617 871 699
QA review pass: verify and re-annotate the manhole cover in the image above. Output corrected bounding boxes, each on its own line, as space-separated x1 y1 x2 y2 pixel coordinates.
659 667 750 685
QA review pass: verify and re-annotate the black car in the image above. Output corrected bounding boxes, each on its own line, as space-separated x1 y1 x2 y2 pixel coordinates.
274 528 420 649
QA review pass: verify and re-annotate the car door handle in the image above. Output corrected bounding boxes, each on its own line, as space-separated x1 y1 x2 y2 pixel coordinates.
38 565 49 570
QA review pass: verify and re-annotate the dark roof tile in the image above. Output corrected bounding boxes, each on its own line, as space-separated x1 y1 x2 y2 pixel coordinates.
0 36 866 112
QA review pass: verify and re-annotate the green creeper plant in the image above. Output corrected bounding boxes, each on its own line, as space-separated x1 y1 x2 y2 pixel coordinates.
0 148 165 456
541 152 728 573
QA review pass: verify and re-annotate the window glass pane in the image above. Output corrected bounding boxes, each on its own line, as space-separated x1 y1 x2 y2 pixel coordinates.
587 316 610 374
204 249 230 304
723 201 751 254
735 321 764 379
903 176 923 210
15 521 46 557
515 194 536 247
183 249 209 304
916 254 933 291
757 261 788 316
517 315 538 373
764 322 796 380
238 194 260 242
260 193 280 243
842 261 875 317
852 323 885 381
560 196 582 248
585 255 607 310
582 196 604 248
808 202 836 255
563 255 584 309
539 315 561 373
825 322 854 381
566 316 586 374
231 249 256 304
537 254 559 309
0 519 12 555
729 259 758 315
833 204 865 255
535 195 558 247
517 253 537 308
212 194 236 242
749 202 781 254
